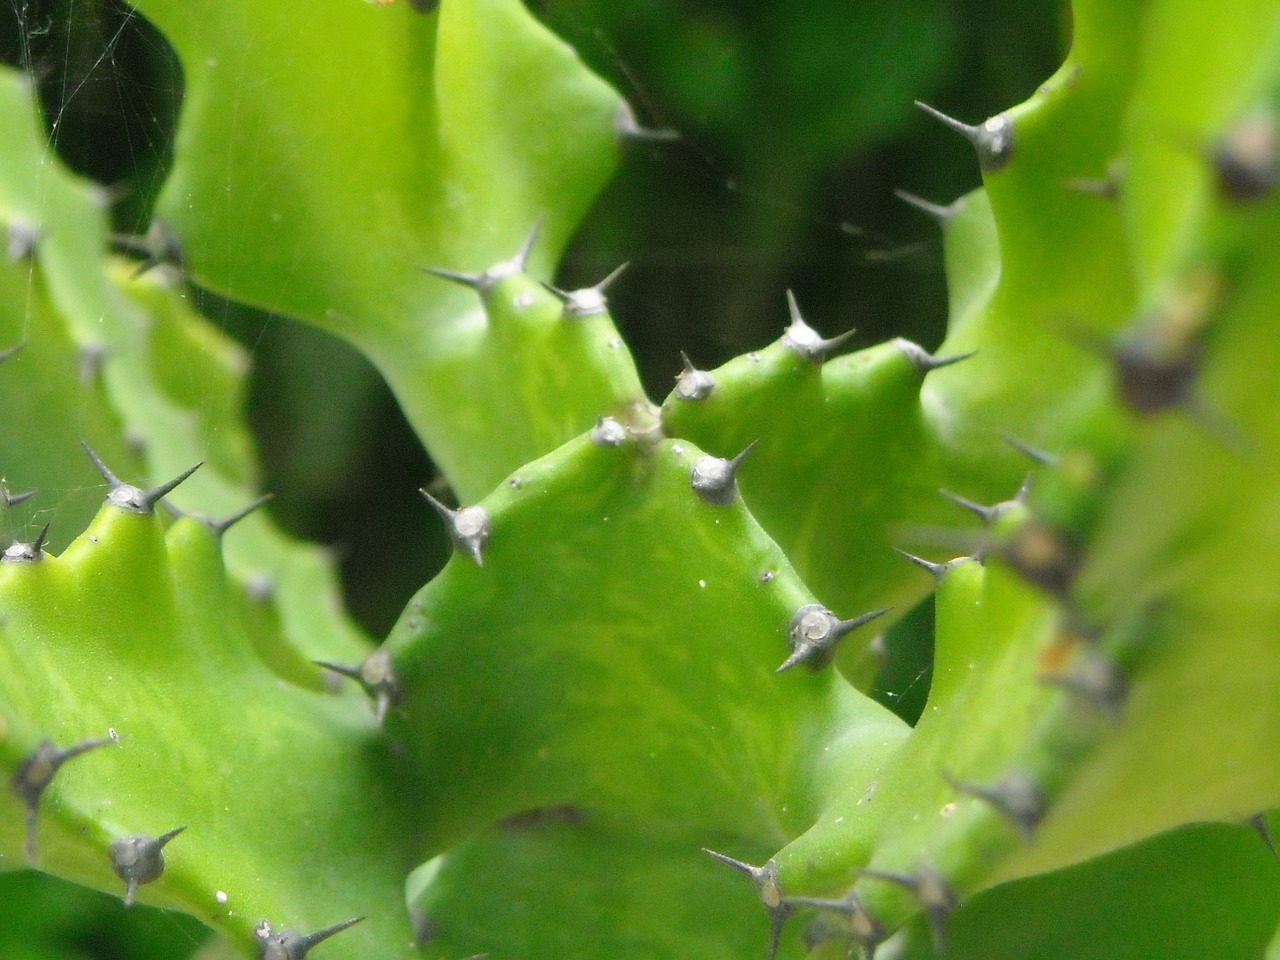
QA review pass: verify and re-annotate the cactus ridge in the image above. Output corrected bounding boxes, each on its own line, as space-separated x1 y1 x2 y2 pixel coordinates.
1 0 1279 957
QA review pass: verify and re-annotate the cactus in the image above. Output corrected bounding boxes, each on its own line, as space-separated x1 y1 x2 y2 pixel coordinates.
1 1 1279 959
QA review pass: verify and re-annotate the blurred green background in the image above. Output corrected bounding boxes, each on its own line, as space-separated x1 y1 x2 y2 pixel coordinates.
0 0 1063 954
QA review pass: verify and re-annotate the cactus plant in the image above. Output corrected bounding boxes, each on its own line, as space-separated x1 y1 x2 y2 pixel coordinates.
1 1 1279 959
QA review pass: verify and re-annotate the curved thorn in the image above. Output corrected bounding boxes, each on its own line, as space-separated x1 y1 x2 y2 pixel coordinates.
31 522 49 555
690 440 757 507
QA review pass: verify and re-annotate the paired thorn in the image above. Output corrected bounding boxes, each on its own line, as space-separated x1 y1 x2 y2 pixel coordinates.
110 826 186 906
690 440 757 507
854 864 958 955
892 548 955 582
945 769 1046 842
255 916 365 960
892 338 976 375
778 604 889 673
782 291 856 363
540 262 628 318
420 489 490 565
81 441 203 515
703 850 790 960
422 220 543 296
12 735 116 861
6 220 38 262
783 891 887 960
892 189 957 224
615 100 681 144
4 522 50 563
316 650 404 726
112 220 185 276
915 101 1014 173
674 352 716 402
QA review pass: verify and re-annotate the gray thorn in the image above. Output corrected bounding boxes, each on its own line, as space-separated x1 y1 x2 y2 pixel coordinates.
421 265 483 289
691 440 757 507
1000 433 1056 466
778 604 889 673
892 548 950 582
1 484 36 507
675 352 716 402
12 735 116 861
316 650 403 726
945 769 1046 842
854 865 957 954
783 891 886 957
703 850 789 960
615 100 681 144
110 825 185 906
939 488 1001 524
420 489 490 565
915 101 1014 173
893 338 976 374
783 291 856 363
207 494 274 537
892 189 956 224
255 916 365 960
422 219 544 297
